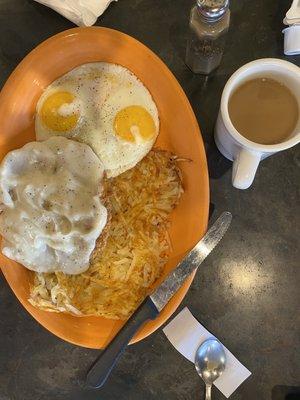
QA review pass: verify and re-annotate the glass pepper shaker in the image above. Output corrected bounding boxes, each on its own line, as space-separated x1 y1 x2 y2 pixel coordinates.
185 0 230 74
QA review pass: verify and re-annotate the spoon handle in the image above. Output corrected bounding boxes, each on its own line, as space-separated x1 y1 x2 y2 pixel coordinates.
205 384 212 400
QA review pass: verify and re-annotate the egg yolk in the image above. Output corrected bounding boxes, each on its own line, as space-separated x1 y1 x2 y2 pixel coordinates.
40 91 79 132
114 105 156 143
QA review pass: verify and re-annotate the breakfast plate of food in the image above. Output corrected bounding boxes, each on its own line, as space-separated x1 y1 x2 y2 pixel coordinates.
0 27 209 348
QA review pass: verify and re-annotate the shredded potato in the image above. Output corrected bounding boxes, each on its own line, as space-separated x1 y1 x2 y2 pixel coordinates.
29 150 184 319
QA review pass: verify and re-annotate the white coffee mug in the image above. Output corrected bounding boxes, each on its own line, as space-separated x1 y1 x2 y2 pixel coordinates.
214 58 300 189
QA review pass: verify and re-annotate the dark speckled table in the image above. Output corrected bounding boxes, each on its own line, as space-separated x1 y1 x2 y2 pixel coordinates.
0 1 299 399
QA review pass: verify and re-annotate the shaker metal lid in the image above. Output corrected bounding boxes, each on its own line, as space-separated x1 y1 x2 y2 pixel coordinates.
197 0 229 21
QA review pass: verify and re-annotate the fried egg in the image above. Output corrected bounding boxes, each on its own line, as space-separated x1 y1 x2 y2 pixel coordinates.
35 63 159 177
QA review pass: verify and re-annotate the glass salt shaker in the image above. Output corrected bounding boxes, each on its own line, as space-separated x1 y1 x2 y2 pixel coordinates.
185 0 230 74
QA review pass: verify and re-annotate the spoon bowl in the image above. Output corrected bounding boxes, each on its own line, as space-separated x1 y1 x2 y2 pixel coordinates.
195 338 226 399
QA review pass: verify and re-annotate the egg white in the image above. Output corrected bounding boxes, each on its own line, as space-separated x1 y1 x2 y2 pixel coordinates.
35 62 159 178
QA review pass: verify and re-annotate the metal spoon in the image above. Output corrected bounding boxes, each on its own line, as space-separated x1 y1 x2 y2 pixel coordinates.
195 338 226 400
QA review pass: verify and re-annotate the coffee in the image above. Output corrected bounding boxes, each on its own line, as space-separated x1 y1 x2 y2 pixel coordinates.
228 77 299 145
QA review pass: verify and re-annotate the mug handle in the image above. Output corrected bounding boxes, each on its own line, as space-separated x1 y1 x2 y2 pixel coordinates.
232 149 261 189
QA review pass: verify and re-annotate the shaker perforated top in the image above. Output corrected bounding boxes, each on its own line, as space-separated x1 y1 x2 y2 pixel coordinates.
196 0 229 21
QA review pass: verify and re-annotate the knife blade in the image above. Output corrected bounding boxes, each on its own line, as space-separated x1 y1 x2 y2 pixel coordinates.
150 211 232 311
86 211 232 389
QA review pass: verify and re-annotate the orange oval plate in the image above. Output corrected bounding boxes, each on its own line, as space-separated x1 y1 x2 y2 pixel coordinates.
0 27 209 349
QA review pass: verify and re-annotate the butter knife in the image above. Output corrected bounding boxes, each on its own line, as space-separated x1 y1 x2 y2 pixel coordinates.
86 211 232 389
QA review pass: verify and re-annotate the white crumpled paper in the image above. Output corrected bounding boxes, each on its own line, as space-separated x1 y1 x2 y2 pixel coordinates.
35 0 118 26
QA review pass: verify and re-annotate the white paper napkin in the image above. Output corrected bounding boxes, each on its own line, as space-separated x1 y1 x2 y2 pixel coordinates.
284 0 300 25
163 307 251 398
35 0 117 26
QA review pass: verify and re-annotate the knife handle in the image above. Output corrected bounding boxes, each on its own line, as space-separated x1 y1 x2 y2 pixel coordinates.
86 296 159 389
